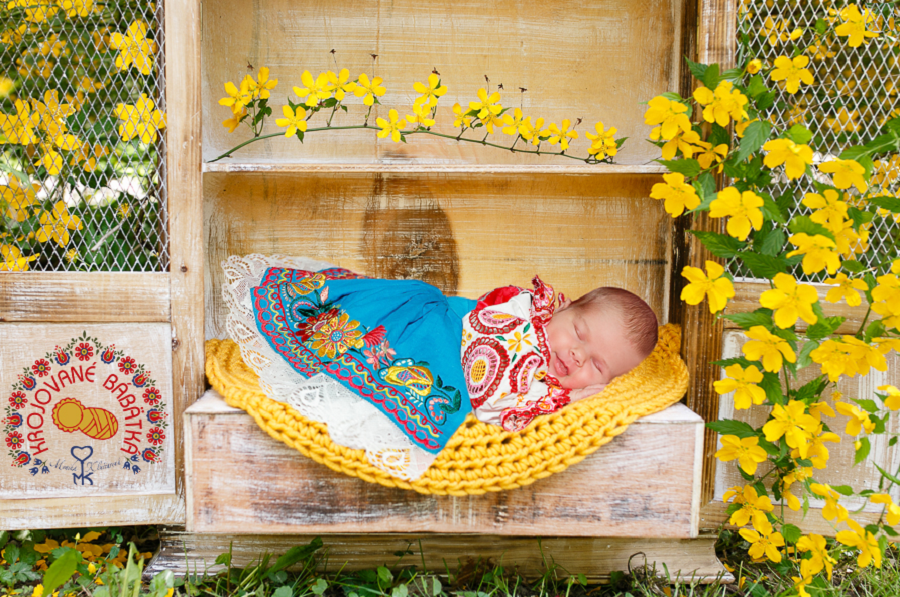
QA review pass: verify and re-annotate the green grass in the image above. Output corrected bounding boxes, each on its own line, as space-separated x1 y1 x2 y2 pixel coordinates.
3 527 900 597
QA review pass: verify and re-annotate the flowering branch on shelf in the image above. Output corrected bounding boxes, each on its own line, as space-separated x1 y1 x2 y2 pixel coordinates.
212 66 625 164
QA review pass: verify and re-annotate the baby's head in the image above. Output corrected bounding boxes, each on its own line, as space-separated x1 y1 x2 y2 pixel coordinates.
544 287 658 390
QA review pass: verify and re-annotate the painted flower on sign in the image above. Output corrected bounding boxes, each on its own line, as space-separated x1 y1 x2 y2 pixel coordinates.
8 391 27 409
74 342 94 361
6 431 23 449
143 387 161 405
31 359 50 377
118 356 137 374
147 427 165 445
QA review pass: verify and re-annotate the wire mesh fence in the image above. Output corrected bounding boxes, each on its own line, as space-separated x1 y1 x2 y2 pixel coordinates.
733 0 900 282
0 0 168 272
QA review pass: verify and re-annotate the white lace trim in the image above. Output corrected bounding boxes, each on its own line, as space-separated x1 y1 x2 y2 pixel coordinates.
221 254 438 481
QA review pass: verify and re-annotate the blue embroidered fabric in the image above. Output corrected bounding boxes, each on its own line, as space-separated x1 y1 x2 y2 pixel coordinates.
252 267 477 454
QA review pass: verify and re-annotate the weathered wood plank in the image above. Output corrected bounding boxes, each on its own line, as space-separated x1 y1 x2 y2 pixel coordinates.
203 164 670 174
684 0 738 507
185 392 703 537
2 494 182 530
203 172 671 340
148 530 731 584
0 273 170 322
202 0 682 166
165 0 204 525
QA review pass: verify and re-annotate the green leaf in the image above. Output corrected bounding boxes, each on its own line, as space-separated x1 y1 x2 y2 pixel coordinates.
688 230 745 258
760 195 786 224
432 577 443 596
796 340 818 369
815 18 828 34
378 566 393 584
760 372 785 405
713 356 755 368
746 74 767 98
42 547 82 595
708 124 730 148
735 121 772 163
740 252 787 278
855 436 871 465
721 67 743 82
782 523 802 544
268 538 323 575
658 158 701 178
214 552 231 567
757 228 785 256
853 398 879 414
685 57 708 82
311 579 328 596
706 419 757 438
847 206 874 228
841 259 866 274
723 310 773 329
756 91 776 111
0 163 30 187
776 190 795 214
831 484 855 496
865 319 886 343
273 587 293 597
786 125 812 145
868 195 900 214
806 316 845 341
703 63 720 89
392 585 409 597
788 216 835 242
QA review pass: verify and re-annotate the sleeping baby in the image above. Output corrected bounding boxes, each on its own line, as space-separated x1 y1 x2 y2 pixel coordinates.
223 255 658 480
462 277 658 431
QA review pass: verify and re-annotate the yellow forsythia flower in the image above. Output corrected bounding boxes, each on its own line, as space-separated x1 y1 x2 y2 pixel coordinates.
452 103 472 129
811 483 850 523
787 233 841 275
114 94 167 143
680 260 734 313
293 71 333 108
715 435 767 475
0 244 36 271
412 73 446 109
249 67 278 100
651 128 704 161
8 0 58 22
650 172 700 217
739 517 784 563
811 337 887 382
870 494 900 526
796 533 836 580
802 189 848 230
501 108 525 136
759 272 818 328
519 116 547 146
819 158 868 193
469 88 502 120
834 401 875 436
1 175 38 223
835 4 879 48
327 69 354 101
708 186 763 241
405 103 435 128
713 363 765 409
222 107 246 133
219 76 254 113
692 81 748 127
769 55 814 94
871 273 900 329
546 119 578 151
585 121 618 160
877 385 900 410
110 21 157 75
375 108 405 143
643 95 691 141
762 138 813 179
823 272 867 307
792 559 814 597
746 59 763 74
742 326 796 372
35 201 82 247
796 425 840 469
352 73 385 106
762 400 817 458
729 485 773 528
836 519 882 569
275 105 308 138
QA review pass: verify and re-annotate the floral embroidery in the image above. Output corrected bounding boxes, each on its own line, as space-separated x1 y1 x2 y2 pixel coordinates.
462 337 510 408
6 431 23 449
147 426 165 445
8 392 27 410
380 358 435 396
297 307 340 342
506 324 535 354
52 346 70 366
143 387 161 405
364 340 396 367
118 356 137 374
74 342 94 361
289 273 326 295
31 359 50 377
142 447 158 462
310 312 364 358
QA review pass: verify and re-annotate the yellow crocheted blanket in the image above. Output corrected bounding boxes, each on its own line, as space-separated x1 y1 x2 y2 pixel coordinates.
205 323 689 496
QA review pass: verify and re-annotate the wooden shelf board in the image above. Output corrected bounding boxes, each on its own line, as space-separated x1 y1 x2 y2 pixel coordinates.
202 162 668 175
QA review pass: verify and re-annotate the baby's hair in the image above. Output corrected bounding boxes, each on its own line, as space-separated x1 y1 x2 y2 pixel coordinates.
569 287 658 357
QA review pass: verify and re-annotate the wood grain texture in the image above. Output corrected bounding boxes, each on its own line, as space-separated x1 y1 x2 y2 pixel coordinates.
704 329 900 534
165 0 204 525
1 493 183 530
148 531 731 583
185 393 703 537
202 0 682 166
682 0 737 507
203 172 672 340
726 280 869 334
0 273 170 322
203 164 670 174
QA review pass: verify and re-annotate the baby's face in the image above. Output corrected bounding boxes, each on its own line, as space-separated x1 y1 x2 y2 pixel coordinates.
544 299 647 390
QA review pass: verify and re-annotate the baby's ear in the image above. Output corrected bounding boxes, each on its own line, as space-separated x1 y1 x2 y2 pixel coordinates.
558 295 572 310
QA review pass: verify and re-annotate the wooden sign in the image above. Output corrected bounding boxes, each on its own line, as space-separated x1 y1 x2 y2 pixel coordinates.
0 324 175 498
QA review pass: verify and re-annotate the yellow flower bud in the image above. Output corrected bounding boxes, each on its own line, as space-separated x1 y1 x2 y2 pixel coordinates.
747 59 763 74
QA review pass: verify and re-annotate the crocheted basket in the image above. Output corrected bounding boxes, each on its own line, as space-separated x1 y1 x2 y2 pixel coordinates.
205 323 689 496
